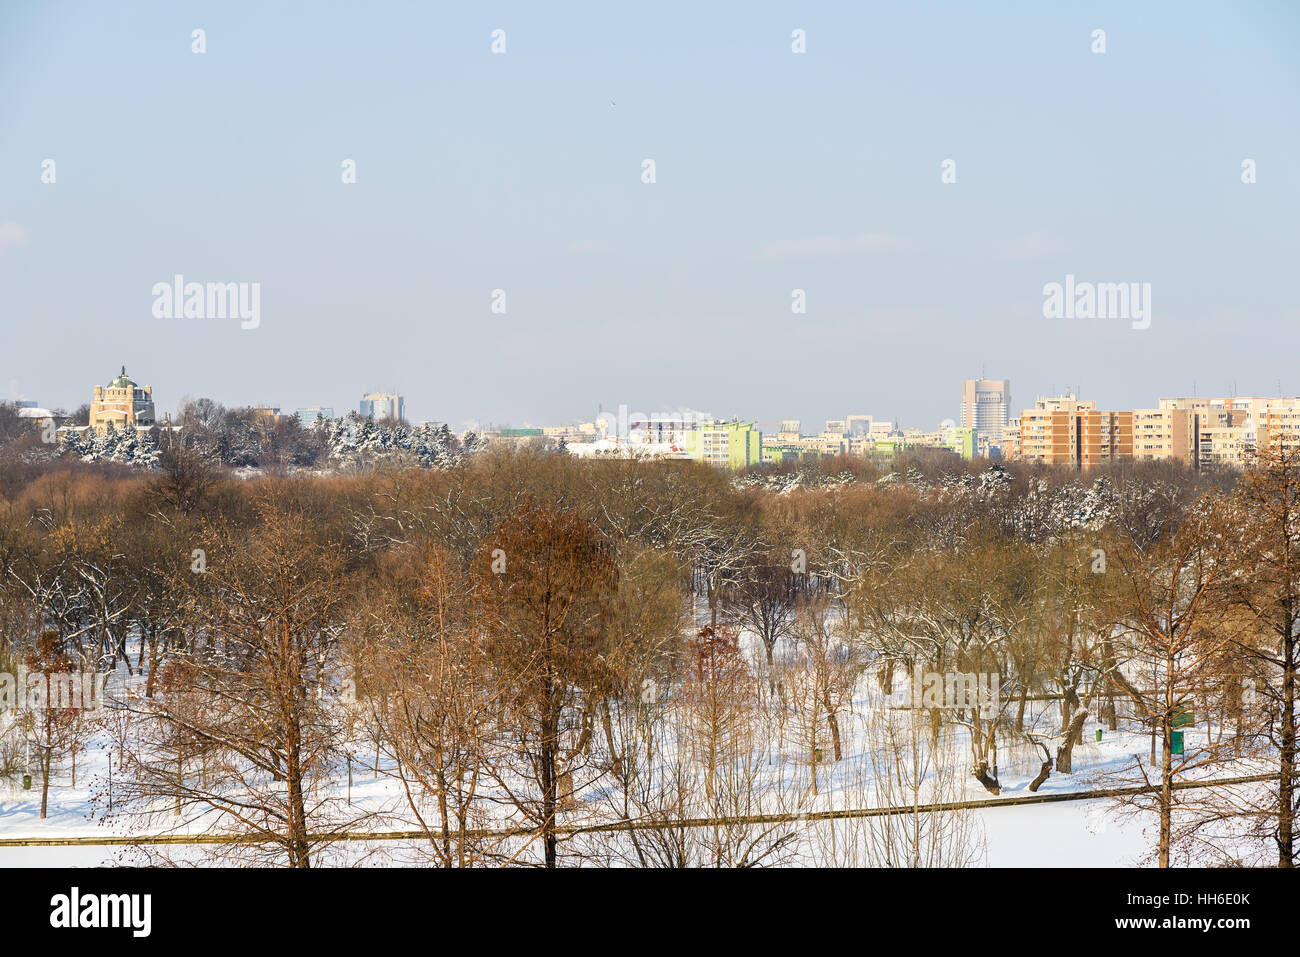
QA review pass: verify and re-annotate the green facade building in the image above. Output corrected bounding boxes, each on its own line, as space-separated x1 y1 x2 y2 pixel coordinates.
943 426 977 460
681 420 763 470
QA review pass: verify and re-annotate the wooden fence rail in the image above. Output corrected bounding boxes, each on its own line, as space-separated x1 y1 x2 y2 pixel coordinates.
0 772 1280 849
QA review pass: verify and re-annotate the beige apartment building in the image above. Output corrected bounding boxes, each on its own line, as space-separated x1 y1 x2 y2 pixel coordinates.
1004 395 1132 469
818 421 850 456
1008 395 1089 466
1199 422 1255 468
1002 419 1021 458
776 419 802 441
1080 410 1133 467
900 426 946 449
1159 395 1274 417
543 423 601 444
1003 393 1300 471
761 414 909 464
1013 409 1074 465
766 415 898 460
1260 406 1300 455
1158 396 1300 467
1132 408 1197 465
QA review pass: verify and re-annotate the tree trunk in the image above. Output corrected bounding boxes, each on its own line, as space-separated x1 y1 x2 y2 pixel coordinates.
40 746 52 819
600 701 623 780
822 685 842 761
972 762 1000 795
1028 757 1052 792
1279 627 1295 867
541 674 559 868
1159 717 1172 868
1055 710 1089 774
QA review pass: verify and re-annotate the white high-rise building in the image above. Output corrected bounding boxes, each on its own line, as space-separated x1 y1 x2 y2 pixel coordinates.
960 378 1010 449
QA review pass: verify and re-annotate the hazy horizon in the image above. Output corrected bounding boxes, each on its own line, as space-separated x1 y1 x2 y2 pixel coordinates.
3 1 1298 431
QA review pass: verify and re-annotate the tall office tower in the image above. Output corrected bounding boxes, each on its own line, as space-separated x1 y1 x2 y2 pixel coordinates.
360 392 405 421
844 414 874 437
296 407 335 427
960 378 1011 448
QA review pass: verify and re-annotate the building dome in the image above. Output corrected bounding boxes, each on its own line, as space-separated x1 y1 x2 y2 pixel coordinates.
107 366 136 390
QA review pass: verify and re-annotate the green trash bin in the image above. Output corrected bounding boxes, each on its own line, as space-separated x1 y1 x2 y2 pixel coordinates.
22 774 32 790
1096 728 1103 742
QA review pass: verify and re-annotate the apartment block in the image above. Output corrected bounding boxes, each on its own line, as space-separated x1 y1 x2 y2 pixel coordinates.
1009 395 1086 466
1160 396 1300 467
1260 405 1300 455
943 426 977 460
1079 410 1133 467
1005 395 1129 469
1199 422 1255 469
1002 419 1021 459
1014 408 1075 465
681 420 762 469
1132 408 1196 465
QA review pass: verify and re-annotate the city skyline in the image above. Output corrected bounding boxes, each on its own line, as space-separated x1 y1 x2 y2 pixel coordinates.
12 364 1300 436
18 358 1300 439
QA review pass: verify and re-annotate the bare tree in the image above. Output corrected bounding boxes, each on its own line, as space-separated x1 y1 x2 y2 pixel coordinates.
1098 504 1243 867
349 544 500 867
1216 444 1300 866
473 497 619 868
113 489 363 866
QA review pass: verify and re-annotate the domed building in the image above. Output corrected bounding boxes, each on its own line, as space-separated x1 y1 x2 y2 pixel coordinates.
90 366 156 434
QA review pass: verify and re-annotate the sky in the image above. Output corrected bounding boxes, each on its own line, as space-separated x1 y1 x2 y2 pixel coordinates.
2 1 1298 431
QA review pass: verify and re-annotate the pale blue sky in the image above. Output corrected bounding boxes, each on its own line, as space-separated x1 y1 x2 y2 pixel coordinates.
2 1 1297 429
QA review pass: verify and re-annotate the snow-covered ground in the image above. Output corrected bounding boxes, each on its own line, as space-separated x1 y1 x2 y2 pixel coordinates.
0 799 1147 868
0 627 1269 867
